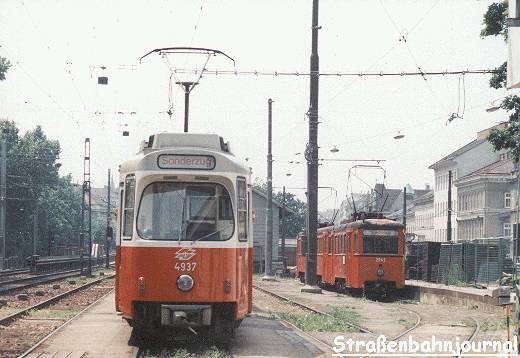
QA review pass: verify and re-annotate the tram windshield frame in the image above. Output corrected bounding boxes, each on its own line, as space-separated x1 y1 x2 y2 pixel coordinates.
136 182 235 241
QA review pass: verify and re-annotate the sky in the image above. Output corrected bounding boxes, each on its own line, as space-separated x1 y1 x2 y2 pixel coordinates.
0 0 516 211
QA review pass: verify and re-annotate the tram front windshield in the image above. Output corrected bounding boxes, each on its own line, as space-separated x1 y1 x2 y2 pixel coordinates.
137 182 234 241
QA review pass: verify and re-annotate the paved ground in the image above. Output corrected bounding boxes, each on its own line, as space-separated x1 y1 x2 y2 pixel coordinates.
26 292 326 358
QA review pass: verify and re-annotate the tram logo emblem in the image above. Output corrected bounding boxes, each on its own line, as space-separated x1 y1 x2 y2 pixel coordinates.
175 248 197 261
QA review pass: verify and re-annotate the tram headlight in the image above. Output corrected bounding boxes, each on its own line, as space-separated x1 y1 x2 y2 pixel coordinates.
377 266 384 278
177 274 194 292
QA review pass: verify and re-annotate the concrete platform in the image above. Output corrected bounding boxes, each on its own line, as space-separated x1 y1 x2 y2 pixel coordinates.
405 279 504 307
27 292 325 358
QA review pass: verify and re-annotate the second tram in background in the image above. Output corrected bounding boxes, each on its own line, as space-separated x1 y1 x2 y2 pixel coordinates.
296 212 405 294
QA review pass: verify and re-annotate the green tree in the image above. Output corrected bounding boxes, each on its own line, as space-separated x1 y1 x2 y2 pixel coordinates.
253 181 306 239
0 56 11 81
0 120 109 261
483 1 520 159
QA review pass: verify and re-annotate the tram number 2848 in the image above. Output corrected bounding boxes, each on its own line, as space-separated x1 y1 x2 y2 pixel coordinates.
175 262 197 272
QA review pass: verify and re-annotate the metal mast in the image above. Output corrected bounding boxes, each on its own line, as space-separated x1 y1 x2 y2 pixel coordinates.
0 141 6 269
81 138 92 275
302 0 322 293
264 99 274 279
106 168 111 268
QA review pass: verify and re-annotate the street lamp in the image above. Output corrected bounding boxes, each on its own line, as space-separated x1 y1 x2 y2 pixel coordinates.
394 131 405 140
330 145 339 153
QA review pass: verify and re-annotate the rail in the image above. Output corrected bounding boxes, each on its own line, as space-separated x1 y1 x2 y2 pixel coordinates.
252 283 373 334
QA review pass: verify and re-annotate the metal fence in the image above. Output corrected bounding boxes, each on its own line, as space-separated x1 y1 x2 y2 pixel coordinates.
438 238 514 286
407 237 515 286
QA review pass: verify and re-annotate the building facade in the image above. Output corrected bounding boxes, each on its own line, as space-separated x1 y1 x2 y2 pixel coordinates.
408 191 434 242
456 157 516 241
252 188 284 273
428 124 508 242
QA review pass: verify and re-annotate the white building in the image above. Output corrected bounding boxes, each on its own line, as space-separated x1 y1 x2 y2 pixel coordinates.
428 124 508 242
409 191 434 242
508 0 520 89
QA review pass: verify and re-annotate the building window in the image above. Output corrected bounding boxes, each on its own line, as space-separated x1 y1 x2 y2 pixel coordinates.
504 223 512 237
505 192 512 208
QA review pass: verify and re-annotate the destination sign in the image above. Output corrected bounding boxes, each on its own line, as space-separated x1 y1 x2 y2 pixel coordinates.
158 155 215 170
363 229 399 237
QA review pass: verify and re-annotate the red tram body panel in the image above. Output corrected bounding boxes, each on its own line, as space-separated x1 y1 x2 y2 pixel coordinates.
297 215 405 292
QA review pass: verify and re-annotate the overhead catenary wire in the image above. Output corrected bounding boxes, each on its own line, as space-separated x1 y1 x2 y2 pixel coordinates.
167 68 498 77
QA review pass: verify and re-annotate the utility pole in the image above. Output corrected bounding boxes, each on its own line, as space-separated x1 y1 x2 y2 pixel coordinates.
80 138 92 276
447 170 452 242
515 159 520 354
106 169 111 268
177 81 196 132
445 170 453 285
263 99 274 280
302 0 322 294
0 141 6 269
33 211 38 255
403 186 407 231
281 186 286 271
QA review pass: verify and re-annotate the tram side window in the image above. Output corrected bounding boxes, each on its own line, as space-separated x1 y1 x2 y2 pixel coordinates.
237 177 247 241
123 175 135 238
354 233 359 254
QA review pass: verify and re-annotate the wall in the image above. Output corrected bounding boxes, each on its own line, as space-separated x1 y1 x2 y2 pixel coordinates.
252 190 280 272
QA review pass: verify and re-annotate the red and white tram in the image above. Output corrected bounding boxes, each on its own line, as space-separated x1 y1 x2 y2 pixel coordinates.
115 133 253 340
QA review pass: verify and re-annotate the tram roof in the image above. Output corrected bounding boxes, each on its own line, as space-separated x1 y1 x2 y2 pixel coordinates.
318 218 404 232
119 132 250 175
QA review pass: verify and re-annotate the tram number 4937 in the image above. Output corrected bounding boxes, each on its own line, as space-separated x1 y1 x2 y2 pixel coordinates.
175 262 197 272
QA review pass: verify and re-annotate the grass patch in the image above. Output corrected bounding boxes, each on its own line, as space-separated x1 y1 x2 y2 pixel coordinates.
0 306 19 317
478 316 513 332
143 346 231 358
277 306 360 332
28 308 78 319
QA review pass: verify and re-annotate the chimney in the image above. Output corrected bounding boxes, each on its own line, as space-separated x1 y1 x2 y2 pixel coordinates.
425 183 431 191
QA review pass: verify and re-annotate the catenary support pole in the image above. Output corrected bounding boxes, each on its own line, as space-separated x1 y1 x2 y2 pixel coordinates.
33 211 38 255
281 186 286 271
447 170 452 242
106 169 111 268
0 141 6 269
263 98 274 280
87 175 92 275
403 186 407 231
302 0 322 294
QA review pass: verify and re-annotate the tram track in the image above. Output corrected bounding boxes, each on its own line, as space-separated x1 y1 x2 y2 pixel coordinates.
0 270 82 295
16 280 115 358
253 283 374 334
0 273 115 326
254 283 427 353
0 261 115 295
